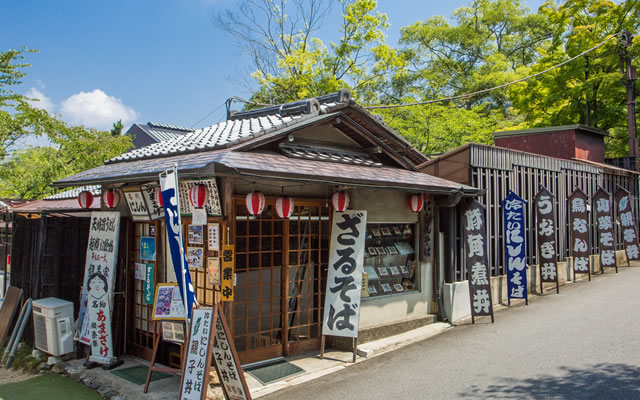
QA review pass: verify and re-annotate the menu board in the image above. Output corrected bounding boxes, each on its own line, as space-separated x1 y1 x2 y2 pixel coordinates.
212 306 251 400
180 308 214 400
152 283 186 320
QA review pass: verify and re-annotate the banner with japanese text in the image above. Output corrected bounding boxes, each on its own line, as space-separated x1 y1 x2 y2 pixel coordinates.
569 189 591 277
593 188 617 271
160 167 196 318
463 200 494 322
535 186 559 293
322 210 367 338
501 191 527 304
180 308 214 400
78 212 120 353
614 187 640 261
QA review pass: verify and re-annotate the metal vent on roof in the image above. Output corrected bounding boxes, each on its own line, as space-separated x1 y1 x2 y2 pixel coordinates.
279 142 382 167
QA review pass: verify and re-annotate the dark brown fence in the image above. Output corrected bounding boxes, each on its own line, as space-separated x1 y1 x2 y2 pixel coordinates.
443 144 638 282
10 215 131 355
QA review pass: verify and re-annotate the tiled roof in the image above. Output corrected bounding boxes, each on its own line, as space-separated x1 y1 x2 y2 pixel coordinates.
45 185 102 200
279 143 382 167
134 122 193 143
108 113 324 164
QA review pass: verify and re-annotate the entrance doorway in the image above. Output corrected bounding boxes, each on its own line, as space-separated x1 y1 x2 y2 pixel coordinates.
232 199 329 364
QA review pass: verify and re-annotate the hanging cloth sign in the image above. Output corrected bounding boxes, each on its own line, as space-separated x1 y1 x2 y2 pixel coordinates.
160 167 196 318
180 308 215 400
143 263 155 305
535 186 559 294
212 304 251 400
569 188 591 279
78 212 120 357
462 200 494 323
501 191 528 305
614 186 640 262
593 187 618 272
322 210 367 338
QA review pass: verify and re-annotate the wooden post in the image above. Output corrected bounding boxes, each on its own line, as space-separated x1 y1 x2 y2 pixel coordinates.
320 335 325 360
352 338 357 363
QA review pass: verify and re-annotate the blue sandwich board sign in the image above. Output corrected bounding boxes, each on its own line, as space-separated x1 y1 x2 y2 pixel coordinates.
502 190 528 305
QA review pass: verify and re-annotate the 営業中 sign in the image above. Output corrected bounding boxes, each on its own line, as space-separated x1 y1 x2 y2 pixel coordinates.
221 244 235 302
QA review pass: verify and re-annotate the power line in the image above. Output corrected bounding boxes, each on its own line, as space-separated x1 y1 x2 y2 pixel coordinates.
190 102 226 129
364 32 624 110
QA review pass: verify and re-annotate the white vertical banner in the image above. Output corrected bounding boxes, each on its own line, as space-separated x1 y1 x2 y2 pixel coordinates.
78 212 120 358
322 210 367 338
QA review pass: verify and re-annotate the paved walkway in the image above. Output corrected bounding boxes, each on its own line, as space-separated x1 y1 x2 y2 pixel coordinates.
265 264 640 399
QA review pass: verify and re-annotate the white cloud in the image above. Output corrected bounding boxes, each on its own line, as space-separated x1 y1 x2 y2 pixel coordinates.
26 87 55 113
60 89 137 130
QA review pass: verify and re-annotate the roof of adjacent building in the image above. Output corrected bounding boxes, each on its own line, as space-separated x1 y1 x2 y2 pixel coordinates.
493 124 609 138
127 122 194 145
45 185 101 200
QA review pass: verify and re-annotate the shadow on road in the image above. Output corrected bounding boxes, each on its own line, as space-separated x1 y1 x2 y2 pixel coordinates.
459 363 640 399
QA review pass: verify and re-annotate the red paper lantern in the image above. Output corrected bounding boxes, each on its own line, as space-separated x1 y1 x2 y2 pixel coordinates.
245 191 265 215
332 191 350 211
189 184 209 208
408 194 424 212
275 196 294 218
154 186 164 207
102 189 121 209
77 191 94 209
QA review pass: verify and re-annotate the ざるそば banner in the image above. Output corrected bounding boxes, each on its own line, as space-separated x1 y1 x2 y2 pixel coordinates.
502 191 527 305
322 210 367 338
80 212 120 363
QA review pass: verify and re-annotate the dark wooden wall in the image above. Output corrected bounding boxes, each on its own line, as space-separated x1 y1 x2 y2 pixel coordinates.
10 215 131 356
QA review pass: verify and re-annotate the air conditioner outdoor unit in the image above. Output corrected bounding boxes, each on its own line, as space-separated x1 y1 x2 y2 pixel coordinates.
32 297 74 357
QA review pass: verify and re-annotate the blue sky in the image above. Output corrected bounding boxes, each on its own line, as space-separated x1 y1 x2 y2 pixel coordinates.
2 0 544 139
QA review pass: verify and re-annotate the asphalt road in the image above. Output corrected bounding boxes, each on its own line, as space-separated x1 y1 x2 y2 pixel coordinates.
266 265 640 399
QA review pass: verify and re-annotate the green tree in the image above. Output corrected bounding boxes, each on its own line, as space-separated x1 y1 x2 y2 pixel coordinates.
110 119 124 136
0 48 133 199
215 0 405 105
508 0 640 157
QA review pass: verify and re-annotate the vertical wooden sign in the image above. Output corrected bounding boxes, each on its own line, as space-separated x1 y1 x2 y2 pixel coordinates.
221 244 235 302
569 188 591 281
212 304 251 400
614 186 640 263
535 186 559 294
462 200 494 323
180 308 214 400
501 191 527 305
593 187 618 273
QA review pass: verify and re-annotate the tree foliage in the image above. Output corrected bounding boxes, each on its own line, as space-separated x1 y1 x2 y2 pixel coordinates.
0 48 133 199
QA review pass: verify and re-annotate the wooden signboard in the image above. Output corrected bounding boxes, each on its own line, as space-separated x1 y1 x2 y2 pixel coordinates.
152 283 186 321
534 186 559 294
0 287 23 350
569 189 591 281
123 187 151 221
212 304 251 400
593 187 618 273
614 186 640 263
220 244 235 302
462 200 494 323
179 308 215 400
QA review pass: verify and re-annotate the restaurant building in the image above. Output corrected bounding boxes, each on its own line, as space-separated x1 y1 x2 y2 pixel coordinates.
53 90 480 365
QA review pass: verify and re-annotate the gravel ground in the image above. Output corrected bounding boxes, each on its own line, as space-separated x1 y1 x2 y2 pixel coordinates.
0 367 34 385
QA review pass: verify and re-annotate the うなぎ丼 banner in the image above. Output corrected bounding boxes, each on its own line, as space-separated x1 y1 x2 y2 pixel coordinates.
535 186 559 294
159 167 196 318
322 210 367 338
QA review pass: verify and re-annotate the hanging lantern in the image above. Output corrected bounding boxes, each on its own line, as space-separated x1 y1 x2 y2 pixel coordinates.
245 191 265 215
154 186 164 207
275 196 294 218
408 194 424 212
189 184 209 208
332 191 350 212
77 190 94 209
102 189 121 209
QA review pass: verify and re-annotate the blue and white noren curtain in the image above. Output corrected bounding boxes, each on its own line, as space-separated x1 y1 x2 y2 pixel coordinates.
159 167 196 318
